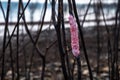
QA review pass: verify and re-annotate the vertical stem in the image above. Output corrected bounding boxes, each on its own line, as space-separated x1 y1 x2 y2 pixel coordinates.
76 57 81 80
16 0 21 79
51 0 56 25
71 0 93 80
96 25 100 75
111 0 120 79
7 28 15 79
1 0 11 80
54 0 68 79
55 28 68 80
67 0 73 15
35 0 47 43
99 0 112 79
81 0 92 27
20 1 46 80
94 1 101 75
41 57 46 80
61 0 72 80
0 1 6 19
0 0 14 79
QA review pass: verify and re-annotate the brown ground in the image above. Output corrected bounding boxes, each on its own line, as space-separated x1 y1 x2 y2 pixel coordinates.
0 27 118 80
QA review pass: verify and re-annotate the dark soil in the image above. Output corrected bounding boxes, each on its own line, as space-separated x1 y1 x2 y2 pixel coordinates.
0 27 118 80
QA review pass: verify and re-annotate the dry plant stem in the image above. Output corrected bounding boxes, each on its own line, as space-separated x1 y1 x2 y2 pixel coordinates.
25 0 48 79
5 0 31 49
1 0 11 80
51 0 69 79
71 0 93 80
16 0 21 79
51 0 56 25
81 0 92 27
39 1 48 79
55 26 68 80
0 0 5 61
28 41 57 79
61 2 73 80
0 0 6 19
35 0 48 43
54 0 69 80
21 0 44 58
76 57 81 80
20 1 48 79
67 1 75 79
68 0 90 79
99 0 112 79
7 15 14 80
93 1 101 75
6 28 15 80
67 0 73 15
0 1 14 79
111 0 120 79
0 3 10 57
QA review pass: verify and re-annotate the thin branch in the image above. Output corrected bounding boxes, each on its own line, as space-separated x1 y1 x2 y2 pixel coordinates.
1 0 11 79
71 0 93 79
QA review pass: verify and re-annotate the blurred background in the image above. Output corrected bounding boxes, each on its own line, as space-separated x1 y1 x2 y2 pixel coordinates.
0 0 119 80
